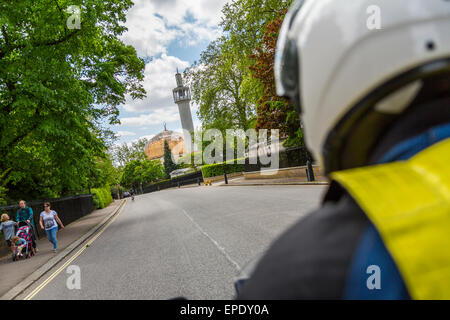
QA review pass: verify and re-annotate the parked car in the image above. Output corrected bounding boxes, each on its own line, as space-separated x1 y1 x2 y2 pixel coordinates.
122 191 131 198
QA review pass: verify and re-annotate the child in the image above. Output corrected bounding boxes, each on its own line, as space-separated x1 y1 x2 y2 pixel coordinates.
0 214 17 254
10 236 27 258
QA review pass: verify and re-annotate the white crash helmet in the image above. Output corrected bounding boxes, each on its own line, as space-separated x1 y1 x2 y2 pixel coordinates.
275 0 450 174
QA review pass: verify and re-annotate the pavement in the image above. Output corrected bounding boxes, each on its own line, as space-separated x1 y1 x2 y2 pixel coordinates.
14 185 327 300
217 176 329 186
202 173 329 187
0 200 124 298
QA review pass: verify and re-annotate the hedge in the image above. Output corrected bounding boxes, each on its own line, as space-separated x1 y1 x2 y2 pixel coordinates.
92 185 113 209
177 151 203 166
201 158 246 178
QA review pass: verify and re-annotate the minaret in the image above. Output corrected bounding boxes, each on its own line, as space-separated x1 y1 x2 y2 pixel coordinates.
172 70 194 134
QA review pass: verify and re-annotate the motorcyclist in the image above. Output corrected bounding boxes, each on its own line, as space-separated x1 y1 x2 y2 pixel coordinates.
238 0 450 299
129 188 135 200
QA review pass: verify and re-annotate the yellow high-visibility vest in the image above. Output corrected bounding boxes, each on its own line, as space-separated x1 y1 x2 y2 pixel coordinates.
330 138 450 300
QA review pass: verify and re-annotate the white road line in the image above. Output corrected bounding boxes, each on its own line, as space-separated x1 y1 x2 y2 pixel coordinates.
23 202 127 300
181 209 241 272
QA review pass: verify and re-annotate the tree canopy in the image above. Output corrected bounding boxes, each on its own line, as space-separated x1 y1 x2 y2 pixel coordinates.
120 159 165 190
163 140 177 178
0 0 146 202
184 36 258 132
109 138 150 167
249 11 302 146
185 0 302 148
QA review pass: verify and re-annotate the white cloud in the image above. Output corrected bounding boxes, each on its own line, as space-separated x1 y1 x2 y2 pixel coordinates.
123 54 190 113
120 107 180 127
137 134 156 141
116 131 137 137
121 0 227 57
115 0 228 138
130 134 156 145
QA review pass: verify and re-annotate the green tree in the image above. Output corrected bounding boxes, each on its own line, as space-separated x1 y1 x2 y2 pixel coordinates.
120 159 165 189
0 0 146 201
88 154 122 189
220 0 294 119
163 140 177 178
184 36 257 132
249 12 302 146
109 137 149 167
185 0 299 144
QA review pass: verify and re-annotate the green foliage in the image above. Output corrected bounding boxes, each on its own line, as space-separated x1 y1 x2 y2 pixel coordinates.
186 0 302 146
109 138 149 167
92 185 113 209
201 158 247 178
110 184 126 198
184 37 257 132
0 186 7 205
0 0 146 201
163 140 177 178
120 159 165 189
177 151 204 167
0 169 10 205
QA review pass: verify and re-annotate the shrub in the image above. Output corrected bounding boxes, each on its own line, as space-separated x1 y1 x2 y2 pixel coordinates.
177 151 203 167
92 185 113 209
110 185 126 199
201 158 246 178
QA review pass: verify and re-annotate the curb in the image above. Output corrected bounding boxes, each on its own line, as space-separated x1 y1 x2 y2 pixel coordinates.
0 199 127 300
217 182 329 187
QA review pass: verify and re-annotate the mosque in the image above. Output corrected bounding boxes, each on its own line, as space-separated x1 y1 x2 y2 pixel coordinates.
144 71 194 163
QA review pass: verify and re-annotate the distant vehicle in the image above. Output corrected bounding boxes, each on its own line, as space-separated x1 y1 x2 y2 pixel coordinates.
122 191 131 198
170 167 195 179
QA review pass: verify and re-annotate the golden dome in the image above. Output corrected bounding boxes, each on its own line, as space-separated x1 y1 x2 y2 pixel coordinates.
144 130 185 161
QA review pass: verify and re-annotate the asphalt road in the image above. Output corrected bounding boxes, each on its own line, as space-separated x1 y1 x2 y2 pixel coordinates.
27 185 326 300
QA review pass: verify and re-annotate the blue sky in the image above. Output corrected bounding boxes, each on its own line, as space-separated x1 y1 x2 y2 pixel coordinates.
111 0 229 146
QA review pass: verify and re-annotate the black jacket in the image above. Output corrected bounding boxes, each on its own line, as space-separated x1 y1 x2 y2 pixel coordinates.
237 98 450 299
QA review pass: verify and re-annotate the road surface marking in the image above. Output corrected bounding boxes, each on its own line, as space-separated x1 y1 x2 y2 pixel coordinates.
23 201 127 300
181 209 241 271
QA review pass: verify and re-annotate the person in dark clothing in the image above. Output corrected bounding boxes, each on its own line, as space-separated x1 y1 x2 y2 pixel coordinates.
237 0 450 300
16 200 38 251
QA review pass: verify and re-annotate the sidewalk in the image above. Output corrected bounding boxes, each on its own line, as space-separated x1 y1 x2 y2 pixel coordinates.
0 200 123 297
216 176 329 186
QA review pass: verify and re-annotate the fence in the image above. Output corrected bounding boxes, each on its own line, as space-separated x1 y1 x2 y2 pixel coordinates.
0 194 94 239
244 146 314 172
142 170 203 194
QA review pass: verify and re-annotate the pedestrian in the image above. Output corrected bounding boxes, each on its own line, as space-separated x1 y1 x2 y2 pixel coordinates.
238 0 450 300
39 202 64 253
0 213 17 254
10 235 27 258
16 200 38 252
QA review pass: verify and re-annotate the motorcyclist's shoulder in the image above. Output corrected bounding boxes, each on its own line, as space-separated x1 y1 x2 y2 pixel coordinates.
238 182 369 300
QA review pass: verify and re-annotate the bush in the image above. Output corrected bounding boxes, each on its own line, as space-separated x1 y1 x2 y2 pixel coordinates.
201 158 246 178
92 185 113 209
110 185 126 199
177 151 203 167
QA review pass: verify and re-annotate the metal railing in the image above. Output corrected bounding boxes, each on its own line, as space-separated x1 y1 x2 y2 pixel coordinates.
0 194 94 239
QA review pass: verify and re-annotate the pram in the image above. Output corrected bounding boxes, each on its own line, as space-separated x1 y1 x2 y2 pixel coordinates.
12 221 36 261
